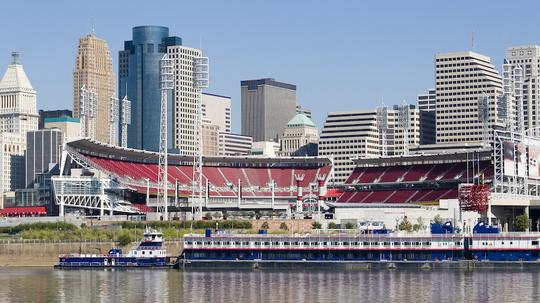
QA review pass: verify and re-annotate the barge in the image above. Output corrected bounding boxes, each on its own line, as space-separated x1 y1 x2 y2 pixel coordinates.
177 222 540 269
56 228 173 268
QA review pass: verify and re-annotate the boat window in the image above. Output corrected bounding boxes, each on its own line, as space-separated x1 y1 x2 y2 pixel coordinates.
294 242 301 246
284 242 290 246
393 242 400 246
343 242 350 246
142 251 145 255
272 242 279 246
187 242 193 245
383 242 390 246
363 242 370 246
370 242 378 246
303 242 310 246
149 251 152 255
254 242 260 246
423 242 430 246
532 241 539 246
243 242 250 246
264 242 270 246
510 242 513 245
196 241 202 245
235 242 241 245
403 242 411 246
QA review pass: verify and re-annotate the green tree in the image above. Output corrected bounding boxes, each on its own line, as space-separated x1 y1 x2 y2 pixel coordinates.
312 221 322 229
279 222 289 231
398 217 413 232
117 234 133 246
328 222 338 229
345 222 356 229
516 214 531 231
433 214 443 225
261 221 269 229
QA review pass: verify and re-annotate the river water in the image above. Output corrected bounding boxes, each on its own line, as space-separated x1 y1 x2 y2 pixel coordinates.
0 267 538 302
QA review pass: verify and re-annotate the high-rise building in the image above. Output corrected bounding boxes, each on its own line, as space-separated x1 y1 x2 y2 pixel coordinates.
278 113 318 156
296 105 312 119
417 89 436 144
0 133 25 195
201 118 219 156
38 109 72 129
202 93 231 134
319 106 420 184
119 26 182 152
166 44 207 156
218 133 252 156
73 32 116 144
0 52 38 140
241 78 297 142
506 45 540 130
43 117 81 141
0 52 38 205
25 129 63 188
435 51 503 144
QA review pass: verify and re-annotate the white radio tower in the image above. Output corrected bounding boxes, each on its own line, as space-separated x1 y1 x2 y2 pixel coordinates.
192 56 209 220
158 54 174 220
120 95 131 148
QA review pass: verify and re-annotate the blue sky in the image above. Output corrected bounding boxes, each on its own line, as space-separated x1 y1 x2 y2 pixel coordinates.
0 0 538 132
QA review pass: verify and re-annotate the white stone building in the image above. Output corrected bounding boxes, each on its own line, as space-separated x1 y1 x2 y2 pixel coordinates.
506 45 540 130
278 113 318 156
435 51 503 144
166 45 203 156
319 106 420 184
202 93 231 134
0 52 38 206
0 52 39 141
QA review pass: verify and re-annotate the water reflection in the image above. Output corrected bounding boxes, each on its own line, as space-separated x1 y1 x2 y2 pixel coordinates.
0 268 539 302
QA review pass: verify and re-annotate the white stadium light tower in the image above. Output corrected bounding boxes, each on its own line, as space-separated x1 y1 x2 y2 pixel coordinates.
158 54 174 220
192 56 209 220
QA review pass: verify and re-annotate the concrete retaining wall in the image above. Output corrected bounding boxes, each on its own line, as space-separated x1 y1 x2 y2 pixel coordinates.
0 240 184 267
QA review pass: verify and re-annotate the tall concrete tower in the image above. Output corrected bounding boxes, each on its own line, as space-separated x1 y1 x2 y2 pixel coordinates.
0 52 39 138
73 32 116 144
0 52 38 202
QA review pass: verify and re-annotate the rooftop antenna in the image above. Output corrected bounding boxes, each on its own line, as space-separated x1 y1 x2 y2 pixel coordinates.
91 16 95 34
11 51 20 65
471 32 475 50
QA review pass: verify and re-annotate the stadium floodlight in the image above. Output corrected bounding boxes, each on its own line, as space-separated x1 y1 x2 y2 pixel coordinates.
109 95 119 145
376 105 388 156
192 56 209 220
514 65 524 135
478 95 489 145
120 95 131 148
397 102 410 155
158 54 174 220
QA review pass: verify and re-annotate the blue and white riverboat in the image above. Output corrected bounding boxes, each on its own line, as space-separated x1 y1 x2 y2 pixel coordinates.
180 222 540 264
57 228 170 268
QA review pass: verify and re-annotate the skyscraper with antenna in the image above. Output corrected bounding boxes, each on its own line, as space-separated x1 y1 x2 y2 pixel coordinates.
73 31 116 144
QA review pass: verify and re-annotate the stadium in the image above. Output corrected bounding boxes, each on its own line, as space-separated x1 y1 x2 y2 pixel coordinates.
52 139 332 219
50 128 540 231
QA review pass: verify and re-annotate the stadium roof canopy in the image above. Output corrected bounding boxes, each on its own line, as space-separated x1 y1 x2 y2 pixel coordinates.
66 139 331 168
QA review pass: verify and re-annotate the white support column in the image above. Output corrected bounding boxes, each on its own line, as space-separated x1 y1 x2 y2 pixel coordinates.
237 179 241 208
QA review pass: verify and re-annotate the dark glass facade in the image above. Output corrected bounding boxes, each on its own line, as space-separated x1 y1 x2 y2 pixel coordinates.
119 26 182 151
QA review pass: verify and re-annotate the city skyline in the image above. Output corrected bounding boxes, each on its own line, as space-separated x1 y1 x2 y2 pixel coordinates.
1 1 540 132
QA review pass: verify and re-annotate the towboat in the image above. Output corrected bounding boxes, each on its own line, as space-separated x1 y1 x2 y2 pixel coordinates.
56 228 172 268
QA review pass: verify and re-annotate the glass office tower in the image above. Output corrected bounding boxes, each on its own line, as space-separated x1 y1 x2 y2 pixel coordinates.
118 26 182 151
